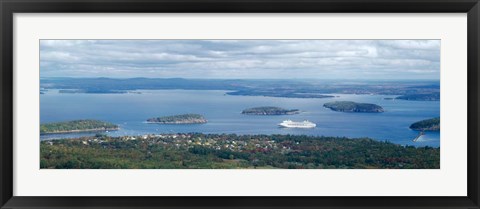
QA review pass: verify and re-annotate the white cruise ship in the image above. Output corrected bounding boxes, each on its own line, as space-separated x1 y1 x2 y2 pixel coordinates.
278 120 316 128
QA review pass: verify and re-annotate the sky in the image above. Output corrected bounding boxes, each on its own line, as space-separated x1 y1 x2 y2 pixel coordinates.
40 40 440 80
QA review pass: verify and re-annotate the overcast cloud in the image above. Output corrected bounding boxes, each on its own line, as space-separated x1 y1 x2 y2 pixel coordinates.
40 40 440 80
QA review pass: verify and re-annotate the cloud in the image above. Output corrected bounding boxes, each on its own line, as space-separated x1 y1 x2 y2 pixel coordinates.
40 40 440 79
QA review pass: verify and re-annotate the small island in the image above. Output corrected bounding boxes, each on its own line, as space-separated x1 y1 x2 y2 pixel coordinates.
323 101 384 113
147 114 207 124
410 117 440 131
242 106 300 115
40 119 119 134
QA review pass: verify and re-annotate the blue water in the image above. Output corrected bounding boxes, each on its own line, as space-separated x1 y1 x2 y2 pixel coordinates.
40 90 440 147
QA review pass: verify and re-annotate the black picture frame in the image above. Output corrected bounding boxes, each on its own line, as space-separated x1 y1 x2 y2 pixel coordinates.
1 0 479 208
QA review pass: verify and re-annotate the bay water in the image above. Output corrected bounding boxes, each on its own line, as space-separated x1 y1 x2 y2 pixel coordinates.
40 89 440 147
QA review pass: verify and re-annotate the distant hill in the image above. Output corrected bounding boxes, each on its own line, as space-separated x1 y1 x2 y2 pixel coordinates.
147 114 207 124
410 117 440 131
323 101 384 113
40 119 118 134
242 106 300 115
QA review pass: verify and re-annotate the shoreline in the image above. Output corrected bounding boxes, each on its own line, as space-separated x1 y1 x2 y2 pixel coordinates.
40 132 440 148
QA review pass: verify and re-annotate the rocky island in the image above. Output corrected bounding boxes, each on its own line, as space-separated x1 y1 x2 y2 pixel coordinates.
40 119 119 134
323 101 384 113
242 106 300 115
410 117 440 131
147 114 207 124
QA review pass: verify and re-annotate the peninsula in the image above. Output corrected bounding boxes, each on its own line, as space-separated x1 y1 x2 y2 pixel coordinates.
40 119 119 134
323 101 384 113
242 106 300 115
147 114 207 124
410 117 440 131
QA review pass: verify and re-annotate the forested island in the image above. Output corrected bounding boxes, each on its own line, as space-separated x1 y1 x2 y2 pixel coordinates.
323 101 384 113
242 106 300 115
410 117 440 131
147 114 207 124
40 133 439 169
40 120 118 134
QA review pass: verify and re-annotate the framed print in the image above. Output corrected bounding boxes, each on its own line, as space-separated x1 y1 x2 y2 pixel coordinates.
1 0 479 209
